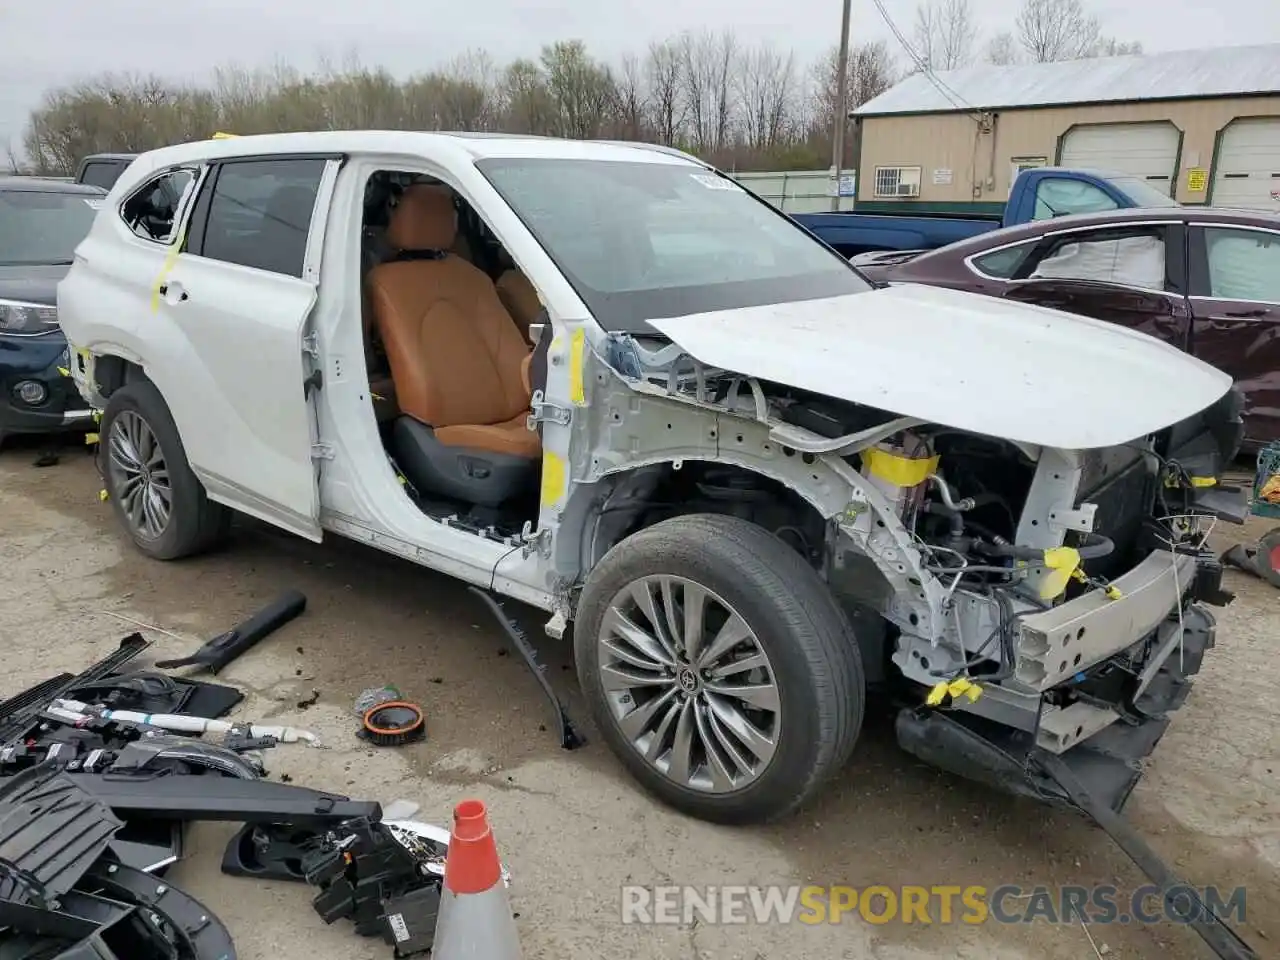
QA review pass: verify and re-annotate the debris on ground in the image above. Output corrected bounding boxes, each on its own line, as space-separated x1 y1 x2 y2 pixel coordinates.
1221 442 1280 588
354 684 404 716
468 586 586 751
155 589 308 673
0 618 514 958
359 699 427 746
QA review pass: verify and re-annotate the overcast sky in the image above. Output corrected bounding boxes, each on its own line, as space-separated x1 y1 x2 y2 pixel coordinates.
3 0 1279 154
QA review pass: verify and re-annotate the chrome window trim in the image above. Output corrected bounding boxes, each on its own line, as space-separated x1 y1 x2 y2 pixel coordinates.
963 219 1181 292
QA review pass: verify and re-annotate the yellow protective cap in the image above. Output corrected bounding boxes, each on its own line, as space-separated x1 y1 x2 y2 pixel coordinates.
1038 546 1081 600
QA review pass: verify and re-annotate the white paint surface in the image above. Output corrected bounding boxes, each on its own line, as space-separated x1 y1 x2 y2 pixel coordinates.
651 283 1233 450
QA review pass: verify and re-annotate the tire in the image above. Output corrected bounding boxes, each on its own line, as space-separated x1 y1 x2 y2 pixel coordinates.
99 378 230 560
574 514 865 825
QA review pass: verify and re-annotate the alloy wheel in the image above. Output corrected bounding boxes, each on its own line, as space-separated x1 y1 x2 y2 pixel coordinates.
597 575 781 793
107 409 173 540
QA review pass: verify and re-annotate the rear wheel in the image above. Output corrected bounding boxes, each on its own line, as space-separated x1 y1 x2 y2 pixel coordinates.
574 514 865 824
100 378 230 560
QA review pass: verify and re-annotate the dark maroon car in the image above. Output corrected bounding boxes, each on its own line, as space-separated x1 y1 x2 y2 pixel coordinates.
852 207 1280 446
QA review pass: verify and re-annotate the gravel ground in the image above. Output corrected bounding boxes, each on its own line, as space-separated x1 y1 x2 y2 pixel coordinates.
1 437 1276 960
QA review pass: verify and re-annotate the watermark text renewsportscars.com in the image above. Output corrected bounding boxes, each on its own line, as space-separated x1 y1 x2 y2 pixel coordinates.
620 884 1247 926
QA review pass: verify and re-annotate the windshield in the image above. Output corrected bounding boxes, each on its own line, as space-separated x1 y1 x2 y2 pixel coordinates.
1108 176 1182 208
0 189 101 265
476 158 870 333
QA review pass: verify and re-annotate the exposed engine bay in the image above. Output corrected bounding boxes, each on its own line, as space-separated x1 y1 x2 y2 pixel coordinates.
603 332 1247 803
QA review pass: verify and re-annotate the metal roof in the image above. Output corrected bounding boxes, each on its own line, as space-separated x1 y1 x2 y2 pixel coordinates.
855 43 1280 116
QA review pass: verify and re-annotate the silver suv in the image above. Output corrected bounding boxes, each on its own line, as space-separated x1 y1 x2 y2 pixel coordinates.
57 131 1244 827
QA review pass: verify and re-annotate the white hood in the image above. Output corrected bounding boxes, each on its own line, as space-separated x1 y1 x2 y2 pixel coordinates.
649 283 1232 450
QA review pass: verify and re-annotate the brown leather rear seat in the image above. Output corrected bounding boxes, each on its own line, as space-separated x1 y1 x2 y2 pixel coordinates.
495 269 542 343
365 183 539 507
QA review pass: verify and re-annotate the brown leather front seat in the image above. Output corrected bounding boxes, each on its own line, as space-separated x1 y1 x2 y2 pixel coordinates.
366 184 540 505
496 269 542 343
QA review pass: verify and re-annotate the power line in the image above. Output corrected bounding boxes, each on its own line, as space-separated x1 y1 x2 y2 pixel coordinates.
868 0 984 119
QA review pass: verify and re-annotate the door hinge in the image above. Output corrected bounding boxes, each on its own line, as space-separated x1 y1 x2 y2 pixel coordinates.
304 369 323 397
301 332 320 359
310 443 335 461
519 521 553 559
528 390 572 427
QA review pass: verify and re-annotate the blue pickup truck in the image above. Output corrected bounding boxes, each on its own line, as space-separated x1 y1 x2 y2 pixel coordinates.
793 167 1182 257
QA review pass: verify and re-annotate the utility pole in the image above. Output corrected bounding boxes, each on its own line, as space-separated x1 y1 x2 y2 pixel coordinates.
830 0 853 211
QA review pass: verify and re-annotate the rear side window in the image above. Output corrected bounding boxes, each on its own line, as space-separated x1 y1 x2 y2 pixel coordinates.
196 159 326 278
1203 227 1280 302
121 168 197 245
79 161 126 191
1028 226 1168 291
969 240 1037 279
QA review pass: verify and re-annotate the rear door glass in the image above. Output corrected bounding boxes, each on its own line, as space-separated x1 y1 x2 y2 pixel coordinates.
1203 227 1280 302
196 159 326 278
1026 227 1168 290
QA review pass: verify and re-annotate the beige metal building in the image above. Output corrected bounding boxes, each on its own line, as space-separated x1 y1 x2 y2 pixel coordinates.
851 43 1280 214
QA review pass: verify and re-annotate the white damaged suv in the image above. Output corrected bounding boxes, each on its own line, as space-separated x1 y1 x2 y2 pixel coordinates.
58 131 1247 827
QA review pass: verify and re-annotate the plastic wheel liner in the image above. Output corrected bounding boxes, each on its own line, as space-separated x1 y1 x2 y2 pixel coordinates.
0 764 235 960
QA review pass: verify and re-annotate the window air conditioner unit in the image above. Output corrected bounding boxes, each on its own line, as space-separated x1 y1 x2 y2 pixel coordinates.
895 167 922 198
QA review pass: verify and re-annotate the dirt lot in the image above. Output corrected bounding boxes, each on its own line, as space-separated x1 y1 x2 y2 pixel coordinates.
1 438 1277 960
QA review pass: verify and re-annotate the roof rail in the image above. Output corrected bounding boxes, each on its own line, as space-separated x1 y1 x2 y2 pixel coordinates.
589 140 712 168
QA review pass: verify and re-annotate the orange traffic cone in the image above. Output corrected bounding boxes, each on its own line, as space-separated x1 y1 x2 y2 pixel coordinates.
433 799 523 959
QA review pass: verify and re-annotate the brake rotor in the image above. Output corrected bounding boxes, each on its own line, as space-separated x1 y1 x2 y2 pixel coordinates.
359 700 426 746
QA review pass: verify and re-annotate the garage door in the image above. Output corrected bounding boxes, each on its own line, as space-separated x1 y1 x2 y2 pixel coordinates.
1059 122 1180 195
1211 118 1280 211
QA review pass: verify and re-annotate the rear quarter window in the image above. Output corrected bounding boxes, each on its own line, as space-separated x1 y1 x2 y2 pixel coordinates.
969 240 1037 279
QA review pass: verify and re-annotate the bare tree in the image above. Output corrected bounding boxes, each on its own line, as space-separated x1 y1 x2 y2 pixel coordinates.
984 31 1022 65
736 43 797 151
808 41 896 164
18 25 1157 177
1091 37 1143 57
644 39 685 146
541 40 617 140
1015 0 1102 63
810 41 896 131
612 54 648 140
678 29 738 155
4 141 23 174
498 59 556 135
912 0 978 71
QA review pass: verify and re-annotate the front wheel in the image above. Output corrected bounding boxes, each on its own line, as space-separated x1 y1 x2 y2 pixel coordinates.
574 514 865 825
99 378 230 560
